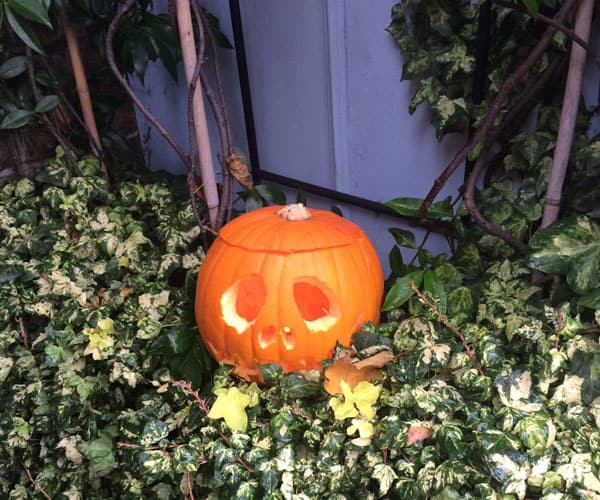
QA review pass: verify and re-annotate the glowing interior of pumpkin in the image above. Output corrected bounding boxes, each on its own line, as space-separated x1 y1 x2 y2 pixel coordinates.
220 275 267 334
220 275 341 341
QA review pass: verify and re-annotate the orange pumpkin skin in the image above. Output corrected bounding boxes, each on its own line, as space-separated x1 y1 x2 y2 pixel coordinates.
195 204 384 381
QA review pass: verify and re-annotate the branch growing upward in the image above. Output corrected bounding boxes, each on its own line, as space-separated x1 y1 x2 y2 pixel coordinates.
417 0 577 227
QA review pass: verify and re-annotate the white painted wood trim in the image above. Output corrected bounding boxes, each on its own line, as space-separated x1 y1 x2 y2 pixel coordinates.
324 0 352 193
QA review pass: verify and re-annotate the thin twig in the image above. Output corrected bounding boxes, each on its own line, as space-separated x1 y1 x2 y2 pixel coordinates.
463 138 529 254
193 2 235 229
464 54 566 252
410 282 485 376
17 317 29 349
186 472 195 500
22 462 52 500
417 0 577 224
106 0 189 169
494 0 600 68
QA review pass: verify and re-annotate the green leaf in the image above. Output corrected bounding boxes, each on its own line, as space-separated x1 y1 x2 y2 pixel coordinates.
254 184 287 205
295 188 307 205
34 95 59 113
78 433 117 476
0 55 30 79
386 196 453 219
424 269 447 314
577 287 600 309
0 109 33 129
382 270 424 311
388 227 417 248
5 6 45 54
447 286 474 315
528 216 600 294
521 0 539 16
282 373 321 399
141 420 169 446
202 7 234 49
7 0 51 27
388 245 404 276
245 189 265 211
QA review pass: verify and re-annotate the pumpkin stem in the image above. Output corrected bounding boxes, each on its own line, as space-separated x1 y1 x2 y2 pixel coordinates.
276 203 312 221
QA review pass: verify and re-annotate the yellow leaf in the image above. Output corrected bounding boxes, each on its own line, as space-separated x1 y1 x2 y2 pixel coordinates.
329 380 380 421
97 317 114 335
208 387 252 432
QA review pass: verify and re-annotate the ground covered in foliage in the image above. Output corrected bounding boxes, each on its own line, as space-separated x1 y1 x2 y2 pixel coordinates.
1 154 600 499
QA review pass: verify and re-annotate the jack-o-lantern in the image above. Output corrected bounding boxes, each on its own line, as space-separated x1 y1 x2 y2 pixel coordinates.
195 203 384 380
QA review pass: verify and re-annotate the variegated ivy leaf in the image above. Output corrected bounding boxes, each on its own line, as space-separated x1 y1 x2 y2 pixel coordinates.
528 216 600 295
138 291 170 321
0 356 14 384
495 370 543 413
372 463 398 496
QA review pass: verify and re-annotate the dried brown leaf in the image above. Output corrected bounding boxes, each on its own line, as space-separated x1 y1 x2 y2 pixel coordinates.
323 355 380 395
407 424 433 445
227 154 253 189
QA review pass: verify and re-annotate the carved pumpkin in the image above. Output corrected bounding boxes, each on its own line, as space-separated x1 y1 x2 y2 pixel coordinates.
195 203 384 380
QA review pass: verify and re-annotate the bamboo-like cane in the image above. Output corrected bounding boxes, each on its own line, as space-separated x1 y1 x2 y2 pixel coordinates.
175 0 219 229
540 0 595 228
63 21 107 177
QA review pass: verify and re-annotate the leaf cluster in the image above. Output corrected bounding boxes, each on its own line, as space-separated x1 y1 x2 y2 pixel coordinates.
0 150 211 498
2 151 600 498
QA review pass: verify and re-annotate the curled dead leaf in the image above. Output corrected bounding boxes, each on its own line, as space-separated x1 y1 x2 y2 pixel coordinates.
227 154 253 189
324 355 380 395
354 351 395 370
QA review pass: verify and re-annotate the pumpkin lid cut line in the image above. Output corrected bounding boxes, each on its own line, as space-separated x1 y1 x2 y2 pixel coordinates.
216 238 369 255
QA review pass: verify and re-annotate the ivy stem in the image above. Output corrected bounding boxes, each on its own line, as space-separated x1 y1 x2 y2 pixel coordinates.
493 0 600 68
417 0 577 225
186 472 195 500
17 317 29 349
410 282 485 376
22 462 51 500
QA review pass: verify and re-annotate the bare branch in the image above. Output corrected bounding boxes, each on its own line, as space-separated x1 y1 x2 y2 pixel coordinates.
106 0 190 170
417 0 578 224
494 0 600 68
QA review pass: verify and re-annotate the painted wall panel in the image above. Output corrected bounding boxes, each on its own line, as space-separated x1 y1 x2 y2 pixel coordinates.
132 1 600 272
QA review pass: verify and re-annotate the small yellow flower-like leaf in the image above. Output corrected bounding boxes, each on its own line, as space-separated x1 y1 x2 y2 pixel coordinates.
347 418 374 439
329 380 380 421
97 317 114 335
352 381 379 420
83 332 114 360
330 396 358 420
208 387 252 432
347 418 375 447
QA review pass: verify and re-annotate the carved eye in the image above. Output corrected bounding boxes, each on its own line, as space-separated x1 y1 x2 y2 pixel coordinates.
220 275 267 334
293 277 340 332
